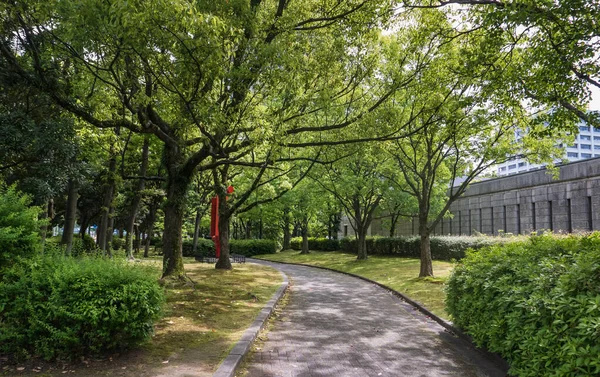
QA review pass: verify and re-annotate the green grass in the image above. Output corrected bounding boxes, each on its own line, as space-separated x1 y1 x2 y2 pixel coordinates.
255 250 453 319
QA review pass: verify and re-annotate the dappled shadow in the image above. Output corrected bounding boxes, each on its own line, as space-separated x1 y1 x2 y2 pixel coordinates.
246 260 508 377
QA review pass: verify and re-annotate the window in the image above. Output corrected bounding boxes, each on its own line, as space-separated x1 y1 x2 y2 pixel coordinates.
582 153 592 158
580 135 591 141
594 145 600 150
581 144 591 150
500 167 506 171
580 125 590 132
567 152 579 158
569 144 578 148
509 164 516 169
594 127 600 132
518 162 526 167
596 154 600 157
344 225 348 237
594 136 600 141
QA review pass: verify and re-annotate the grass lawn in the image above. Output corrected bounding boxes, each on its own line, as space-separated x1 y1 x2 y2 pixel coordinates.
3 258 282 377
255 250 453 319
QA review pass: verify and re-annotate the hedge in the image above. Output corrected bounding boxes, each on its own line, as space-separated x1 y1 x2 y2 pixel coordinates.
338 236 514 261
187 239 279 258
290 237 340 251
0 254 164 360
446 234 600 376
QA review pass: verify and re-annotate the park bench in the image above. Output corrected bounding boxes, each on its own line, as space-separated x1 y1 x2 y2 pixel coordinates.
195 254 246 264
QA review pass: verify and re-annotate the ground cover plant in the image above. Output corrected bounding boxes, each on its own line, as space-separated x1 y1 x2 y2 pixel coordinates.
1 259 283 376
255 250 452 318
446 234 600 376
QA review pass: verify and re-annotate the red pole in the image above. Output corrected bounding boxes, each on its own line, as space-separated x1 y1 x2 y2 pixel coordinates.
210 196 220 258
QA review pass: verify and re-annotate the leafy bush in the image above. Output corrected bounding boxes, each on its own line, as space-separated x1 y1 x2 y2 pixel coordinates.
290 237 339 251
46 234 100 257
182 238 215 257
230 239 278 256
0 254 164 360
112 237 125 251
339 236 513 260
0 185 42 268
446 234 600 376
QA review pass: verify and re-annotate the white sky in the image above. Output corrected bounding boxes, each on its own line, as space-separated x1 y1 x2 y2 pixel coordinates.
589 85 600 112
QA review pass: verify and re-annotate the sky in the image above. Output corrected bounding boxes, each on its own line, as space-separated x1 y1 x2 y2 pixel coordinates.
589 86 600 112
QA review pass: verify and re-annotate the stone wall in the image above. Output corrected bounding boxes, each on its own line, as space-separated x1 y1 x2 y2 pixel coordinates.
340 158 600 238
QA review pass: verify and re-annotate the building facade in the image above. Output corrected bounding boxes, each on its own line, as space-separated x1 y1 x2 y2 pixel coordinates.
496 124 600 176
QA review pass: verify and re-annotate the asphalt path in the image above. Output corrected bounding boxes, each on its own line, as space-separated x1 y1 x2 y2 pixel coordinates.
245 259 507 377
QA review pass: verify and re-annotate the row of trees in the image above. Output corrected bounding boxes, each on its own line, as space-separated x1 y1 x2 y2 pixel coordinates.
1 0 596 277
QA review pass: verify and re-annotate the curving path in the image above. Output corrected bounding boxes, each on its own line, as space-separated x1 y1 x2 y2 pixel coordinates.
245 260 507 377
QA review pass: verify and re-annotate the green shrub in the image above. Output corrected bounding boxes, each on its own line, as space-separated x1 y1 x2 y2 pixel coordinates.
230 239 278 256
0 185 42 268
339 236 512 260
112 237 125 251
290 237 339 251
446 234 600 376
0 254 164 360
46 235 100 257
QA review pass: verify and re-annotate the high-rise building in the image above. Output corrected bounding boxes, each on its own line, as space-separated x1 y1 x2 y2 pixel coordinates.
496 123 600 176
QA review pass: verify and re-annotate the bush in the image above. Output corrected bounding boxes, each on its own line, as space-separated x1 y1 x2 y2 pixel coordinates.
0 185 42 269
112 237 125 251
46 234 100 257
339 236 512 261
446 234 600 376
0 254 165 360
230 239 278 256
182 238 215 257
290 237 339 251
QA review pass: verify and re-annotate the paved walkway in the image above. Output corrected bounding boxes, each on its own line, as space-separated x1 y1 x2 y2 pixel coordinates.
245 260 507 377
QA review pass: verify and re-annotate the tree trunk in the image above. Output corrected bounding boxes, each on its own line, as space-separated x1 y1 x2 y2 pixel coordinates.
389 214 400 238
40 198 53 247
125 136 149 260
300 216 310 254
419 216 434 277
144 200 158 258
192 209 201 254
61 179 78 256
356 228 368 260
134 225 140 254
79 214 89 239
216 192 233 270
282 208 291 250
162 175 188 278
106 205 115 257
97 146 117 252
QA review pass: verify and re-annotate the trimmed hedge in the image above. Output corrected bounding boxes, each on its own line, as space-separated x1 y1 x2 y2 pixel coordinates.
0 254 164 360
446 234 600 376
189 239 278 258
290 237 339 251
230 239 278 256
339 236 513 261
182 238 214 258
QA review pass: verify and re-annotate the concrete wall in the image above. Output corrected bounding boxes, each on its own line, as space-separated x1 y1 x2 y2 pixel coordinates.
342 158 600 238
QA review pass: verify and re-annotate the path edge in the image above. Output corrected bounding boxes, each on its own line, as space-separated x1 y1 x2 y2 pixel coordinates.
250 257 509 370
212 265 289 377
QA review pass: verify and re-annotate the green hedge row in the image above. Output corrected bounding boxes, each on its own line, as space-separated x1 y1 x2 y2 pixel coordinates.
182 238 279 258
0 254 164 360
446 234 600 376
340 236 512 261
290 237 339 251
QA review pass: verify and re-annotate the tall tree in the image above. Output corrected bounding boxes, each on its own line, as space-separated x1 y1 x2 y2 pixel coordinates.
1 0 403 277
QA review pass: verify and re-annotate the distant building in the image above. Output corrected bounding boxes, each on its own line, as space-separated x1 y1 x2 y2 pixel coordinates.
496 123 600 176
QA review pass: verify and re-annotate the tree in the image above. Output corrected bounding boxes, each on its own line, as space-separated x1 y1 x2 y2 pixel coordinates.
402 0 600 127
312 145 392 260
382 9 564 276
1 0 402 277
